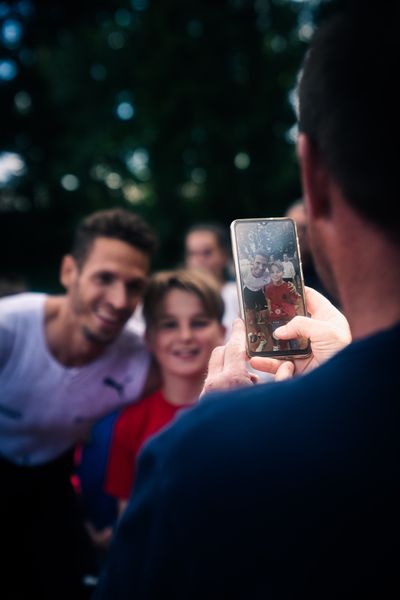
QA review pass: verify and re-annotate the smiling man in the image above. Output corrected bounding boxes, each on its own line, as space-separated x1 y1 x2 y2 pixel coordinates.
0 208 157 599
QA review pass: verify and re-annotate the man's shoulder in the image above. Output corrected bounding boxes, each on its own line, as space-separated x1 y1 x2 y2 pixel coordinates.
98 328 151 401
0 293 47 332
112 324 147 354
0 292 46 315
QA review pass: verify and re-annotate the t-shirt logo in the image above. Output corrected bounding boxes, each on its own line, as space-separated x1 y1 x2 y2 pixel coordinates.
103 377 125 399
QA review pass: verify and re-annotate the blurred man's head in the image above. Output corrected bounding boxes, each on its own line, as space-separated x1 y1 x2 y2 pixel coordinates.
298 8 398 237
184 224 231 284
297 8 400 300
70 208 158 269
60 208 157 347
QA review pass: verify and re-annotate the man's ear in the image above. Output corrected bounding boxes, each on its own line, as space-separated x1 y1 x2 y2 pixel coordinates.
297 133 331 219
59 255 78 289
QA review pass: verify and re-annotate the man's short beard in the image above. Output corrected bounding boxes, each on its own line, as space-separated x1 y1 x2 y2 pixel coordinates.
81 325 115 346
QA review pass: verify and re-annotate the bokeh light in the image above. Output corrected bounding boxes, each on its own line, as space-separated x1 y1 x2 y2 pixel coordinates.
126 148 150 180
116 101 135 120
60 174 80 191
1 18 23 47
234 152 251 170
0 58 18 80
0 152 25 185
14 90 32 113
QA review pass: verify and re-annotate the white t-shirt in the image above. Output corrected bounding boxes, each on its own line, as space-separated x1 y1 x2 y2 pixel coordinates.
241 263 270 291
127 301 146 337
283 260 296 279
0 293 150 466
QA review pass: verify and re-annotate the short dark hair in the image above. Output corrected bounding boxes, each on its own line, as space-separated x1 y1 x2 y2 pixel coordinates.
254 249 268 260
298 7 399 235
71 208 158 267
142 268 224 327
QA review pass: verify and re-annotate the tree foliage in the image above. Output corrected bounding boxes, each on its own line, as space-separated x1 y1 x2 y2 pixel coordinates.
0 0 322 291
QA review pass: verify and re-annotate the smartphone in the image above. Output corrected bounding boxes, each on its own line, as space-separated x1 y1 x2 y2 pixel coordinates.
230 217 311 359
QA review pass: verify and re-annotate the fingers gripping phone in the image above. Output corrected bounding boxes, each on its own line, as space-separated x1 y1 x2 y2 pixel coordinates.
230 218 311 359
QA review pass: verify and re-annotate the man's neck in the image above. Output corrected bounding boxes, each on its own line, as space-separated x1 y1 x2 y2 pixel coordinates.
331 203 400 340
339 249 400 341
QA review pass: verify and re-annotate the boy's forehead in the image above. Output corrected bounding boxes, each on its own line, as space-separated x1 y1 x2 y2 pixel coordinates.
156 288 207 313
162 287 200 303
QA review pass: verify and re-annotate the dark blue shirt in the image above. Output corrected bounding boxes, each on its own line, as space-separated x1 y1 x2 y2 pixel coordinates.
95 323 400 599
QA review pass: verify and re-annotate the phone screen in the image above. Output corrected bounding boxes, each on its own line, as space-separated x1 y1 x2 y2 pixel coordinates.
230 218 311 358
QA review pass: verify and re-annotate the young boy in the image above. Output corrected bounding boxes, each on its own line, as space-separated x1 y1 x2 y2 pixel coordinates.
264 261 301 351
104 269 226 515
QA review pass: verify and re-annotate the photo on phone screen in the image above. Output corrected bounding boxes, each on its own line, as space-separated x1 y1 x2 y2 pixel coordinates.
230 218 311 358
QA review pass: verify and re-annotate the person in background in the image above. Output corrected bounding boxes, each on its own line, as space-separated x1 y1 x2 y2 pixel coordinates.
268 253 276 268
104 269 226 516
0 207 158 600
94 6 400 598
184 223 239 340
282 252 296 285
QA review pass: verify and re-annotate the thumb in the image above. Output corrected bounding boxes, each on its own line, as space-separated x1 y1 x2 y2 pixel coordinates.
273 316 316 341
274 315 349 359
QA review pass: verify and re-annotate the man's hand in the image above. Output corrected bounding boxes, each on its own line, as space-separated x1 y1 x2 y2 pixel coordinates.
201 319 258 396
202 287 351 393
250 287 351 381
287 281 299 296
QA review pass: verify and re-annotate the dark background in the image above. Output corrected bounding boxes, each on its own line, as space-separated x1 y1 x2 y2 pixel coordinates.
0 0 337 292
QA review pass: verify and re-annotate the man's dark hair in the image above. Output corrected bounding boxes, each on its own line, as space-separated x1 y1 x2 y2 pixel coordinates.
298 6 399 234
71 208 158 267
254 249 268 260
